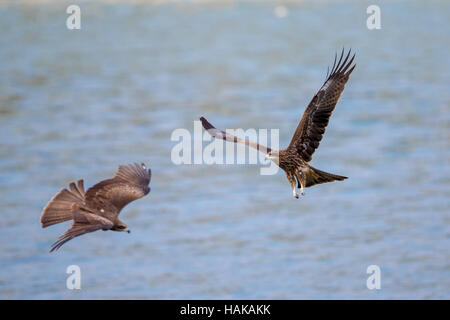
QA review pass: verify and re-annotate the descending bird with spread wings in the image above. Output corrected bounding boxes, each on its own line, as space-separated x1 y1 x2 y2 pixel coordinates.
40 163 151 252
201 49 355 198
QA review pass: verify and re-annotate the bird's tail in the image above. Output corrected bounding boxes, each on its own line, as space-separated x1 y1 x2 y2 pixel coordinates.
303 165 347 188
40 180 85 228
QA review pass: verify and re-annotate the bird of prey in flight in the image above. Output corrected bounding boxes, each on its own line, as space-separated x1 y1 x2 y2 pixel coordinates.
40 163 151 252
201 49 355 198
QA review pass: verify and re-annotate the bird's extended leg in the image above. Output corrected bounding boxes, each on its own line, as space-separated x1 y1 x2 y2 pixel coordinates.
286 172 299 199
295 171 305 196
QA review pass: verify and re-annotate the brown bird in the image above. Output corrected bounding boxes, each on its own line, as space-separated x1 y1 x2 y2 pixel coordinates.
200 49 355 198
41 163 151 252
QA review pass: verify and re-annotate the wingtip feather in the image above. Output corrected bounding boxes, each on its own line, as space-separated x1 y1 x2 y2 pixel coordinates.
114 162 151 187
200 116 214 130
346 64 356 77
327 48 356 79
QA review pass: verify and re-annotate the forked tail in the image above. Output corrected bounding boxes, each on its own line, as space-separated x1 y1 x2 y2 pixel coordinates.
40 180 85 228
303 166 347 188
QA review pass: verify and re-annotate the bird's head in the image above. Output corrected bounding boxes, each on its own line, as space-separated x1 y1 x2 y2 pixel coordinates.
112 223 130 233
265 150 280 165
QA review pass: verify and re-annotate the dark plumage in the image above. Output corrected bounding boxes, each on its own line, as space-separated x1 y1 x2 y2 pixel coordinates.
41 163 151 251
201 49 355 198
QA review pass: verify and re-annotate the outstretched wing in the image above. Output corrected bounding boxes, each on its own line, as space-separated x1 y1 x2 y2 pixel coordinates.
50 208 114 252
84 163 151 215
200 116 271 154
288 49 355 162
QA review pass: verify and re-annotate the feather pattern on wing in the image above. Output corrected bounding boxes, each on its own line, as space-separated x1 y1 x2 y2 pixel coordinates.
200 116 272 154
84 163 151 215
288 48 356 162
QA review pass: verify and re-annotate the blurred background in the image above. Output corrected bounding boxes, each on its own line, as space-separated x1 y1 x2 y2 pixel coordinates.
0 0 449 299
